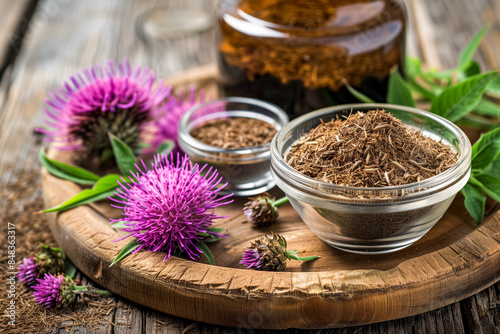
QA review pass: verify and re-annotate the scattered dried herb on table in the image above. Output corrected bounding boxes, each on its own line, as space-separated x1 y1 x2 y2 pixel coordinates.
287 109 458 187
0 171 116 334
190 117 277 149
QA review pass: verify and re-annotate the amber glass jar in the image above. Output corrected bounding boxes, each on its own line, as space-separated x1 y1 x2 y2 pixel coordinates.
217 0 407 118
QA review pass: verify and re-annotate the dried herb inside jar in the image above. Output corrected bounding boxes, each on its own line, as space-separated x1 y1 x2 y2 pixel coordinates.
217 0 406 116
190 117 277 149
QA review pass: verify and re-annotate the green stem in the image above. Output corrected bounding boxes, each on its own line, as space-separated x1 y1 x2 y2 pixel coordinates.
273 196 289 208
73 286 112 297
468 176 482 187
406 75 437 101
286 250 318 262
90 289 113 297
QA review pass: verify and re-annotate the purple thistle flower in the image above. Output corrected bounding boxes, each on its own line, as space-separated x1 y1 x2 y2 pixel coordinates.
240 233 288 271
37 58 173 158
33 273 69 308
18 257 38 286
110 153 233 261
240 248 265 270
150 86 207 156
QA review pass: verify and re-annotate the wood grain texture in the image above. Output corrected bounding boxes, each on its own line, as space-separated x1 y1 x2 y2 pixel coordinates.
2 0 500 332
0 0 36 79
42 136 500 329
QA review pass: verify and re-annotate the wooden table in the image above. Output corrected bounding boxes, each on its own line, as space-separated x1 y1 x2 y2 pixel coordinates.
1 0 499 332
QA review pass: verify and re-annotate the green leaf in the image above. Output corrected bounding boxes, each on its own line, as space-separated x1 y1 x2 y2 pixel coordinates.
286 250 318 262
196 241 214 265
387 69 416 107
458 25 489 68
459 114 495 130
458 60 481 82
109 134 138 177
42 174 122 213
63 260 77 279
470 174 500 202
344 81 375 103
405 76 437 101
483 159 500 179
203 235 221 243
474 99 500 118
155 140 175 155
39 149 100 185
487 77 500 96
110 239 140 267
430 71 498 122
471 139 500 170
461 183 486 224
471 127 500 161
424 68 455 80
426 26 488 80
405 56 423 76
111 221 129 229
207 227 225 234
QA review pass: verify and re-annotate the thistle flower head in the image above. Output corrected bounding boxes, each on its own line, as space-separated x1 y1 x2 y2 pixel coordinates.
33 273 76 309
243 193 279 227
110 153 233 260
240 233 288 271
38 58 173 159
18 257 38 286
34 245 65 276
151 87 207 156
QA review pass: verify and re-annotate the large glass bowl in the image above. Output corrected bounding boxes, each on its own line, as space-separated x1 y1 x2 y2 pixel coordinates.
270 104 471 254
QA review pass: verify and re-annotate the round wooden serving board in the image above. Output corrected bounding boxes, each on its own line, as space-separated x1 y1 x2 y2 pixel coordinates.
42 148 500 330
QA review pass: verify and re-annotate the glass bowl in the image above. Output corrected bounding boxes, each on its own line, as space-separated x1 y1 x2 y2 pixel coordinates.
270 104 471 254
179 97 289 196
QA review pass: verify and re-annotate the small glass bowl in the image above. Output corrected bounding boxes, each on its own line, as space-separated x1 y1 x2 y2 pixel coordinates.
270 104 471 254
179 97 289 196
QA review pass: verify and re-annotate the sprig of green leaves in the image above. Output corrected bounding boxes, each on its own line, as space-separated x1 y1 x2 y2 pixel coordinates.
41 134 176 213
346 25 500 224
41 173 123 213
463 127 500 223
40 149 100 185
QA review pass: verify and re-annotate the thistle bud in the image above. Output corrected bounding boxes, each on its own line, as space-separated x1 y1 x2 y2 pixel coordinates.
240 233 288 271
243 193 279 227
34 245 65 276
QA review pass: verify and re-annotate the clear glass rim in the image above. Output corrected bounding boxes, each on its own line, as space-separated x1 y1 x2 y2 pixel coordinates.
217 0 408 33
179 96 289 155
271 103 472 198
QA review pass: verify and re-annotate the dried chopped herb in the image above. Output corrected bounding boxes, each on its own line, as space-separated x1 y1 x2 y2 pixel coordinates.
190 117 277 149
219 0 405 91
287 109 458 187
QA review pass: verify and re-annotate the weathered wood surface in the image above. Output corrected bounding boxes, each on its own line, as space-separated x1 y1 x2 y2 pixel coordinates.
1 0 500 332
0 0 36 78
42 145 500 328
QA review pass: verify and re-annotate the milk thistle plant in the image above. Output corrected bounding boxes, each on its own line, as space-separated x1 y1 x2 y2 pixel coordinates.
33 273 111 309
110 152 233 264
37 58 174 162
243 193 289 227
37 59 230 265
37 60 212 214
240 233 318 271
18 245 66 287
